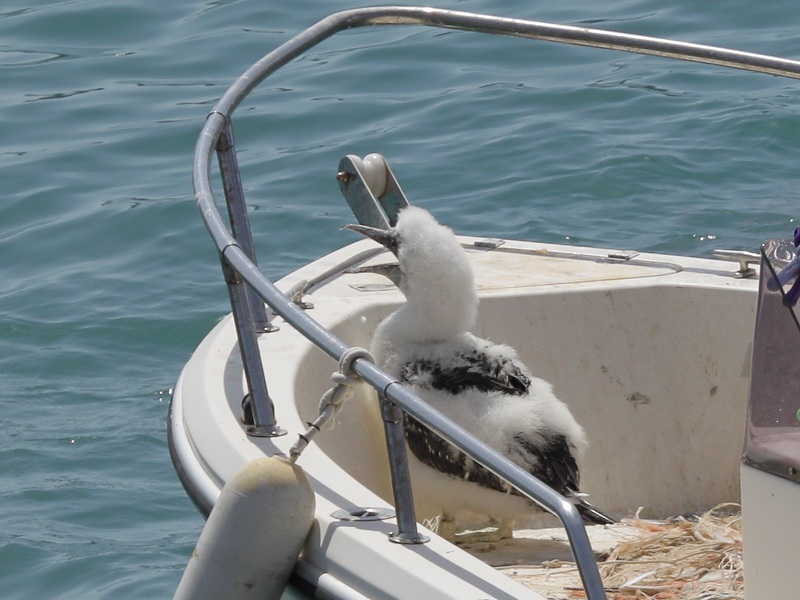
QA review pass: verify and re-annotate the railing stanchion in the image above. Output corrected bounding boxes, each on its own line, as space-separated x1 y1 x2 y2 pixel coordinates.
379 397 429 544
215 121 285 437
219 257 286 437
216 123 270 332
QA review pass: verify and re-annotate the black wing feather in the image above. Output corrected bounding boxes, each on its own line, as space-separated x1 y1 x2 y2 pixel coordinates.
401 349 530 397
512 432 581 494
403 417 513 494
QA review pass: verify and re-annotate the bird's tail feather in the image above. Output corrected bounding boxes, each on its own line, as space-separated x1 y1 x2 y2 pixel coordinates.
572 496 615 525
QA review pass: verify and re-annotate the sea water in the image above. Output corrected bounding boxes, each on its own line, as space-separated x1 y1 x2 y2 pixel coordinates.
2 0 800 598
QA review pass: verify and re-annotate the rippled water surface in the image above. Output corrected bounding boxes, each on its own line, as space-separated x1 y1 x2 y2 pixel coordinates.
2 0 800 597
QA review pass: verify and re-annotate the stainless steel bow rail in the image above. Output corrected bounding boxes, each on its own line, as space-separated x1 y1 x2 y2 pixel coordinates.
193 7 800 599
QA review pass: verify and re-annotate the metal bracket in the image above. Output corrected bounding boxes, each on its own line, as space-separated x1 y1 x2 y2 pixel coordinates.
713 249 760 278
337 153 410 228
473 238 505 250
607 250 639 261
331 507 396 521
287 280 314 310
240 394 287 437
257 320 280 334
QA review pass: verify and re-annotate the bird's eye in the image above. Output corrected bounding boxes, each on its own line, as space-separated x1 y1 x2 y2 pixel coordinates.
387 235 400 256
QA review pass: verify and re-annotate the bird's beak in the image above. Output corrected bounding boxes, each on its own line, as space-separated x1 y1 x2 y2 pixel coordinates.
346 263 402 287
341 223 400 256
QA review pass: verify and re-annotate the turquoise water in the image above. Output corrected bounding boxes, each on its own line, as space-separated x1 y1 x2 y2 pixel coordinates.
3 0 800 598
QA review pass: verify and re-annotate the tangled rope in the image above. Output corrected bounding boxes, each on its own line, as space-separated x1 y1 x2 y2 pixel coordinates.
600 503 743 599
289 347 374 463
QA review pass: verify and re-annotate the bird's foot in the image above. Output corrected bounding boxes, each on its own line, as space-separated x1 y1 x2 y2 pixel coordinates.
453 529 510 544
434 514 458 541
428 514 515 544
452 519 514 544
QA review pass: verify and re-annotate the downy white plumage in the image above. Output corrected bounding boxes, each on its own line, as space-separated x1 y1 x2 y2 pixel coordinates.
344 206 612 540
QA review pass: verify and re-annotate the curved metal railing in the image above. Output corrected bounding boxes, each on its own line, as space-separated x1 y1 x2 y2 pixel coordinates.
193 7 800 599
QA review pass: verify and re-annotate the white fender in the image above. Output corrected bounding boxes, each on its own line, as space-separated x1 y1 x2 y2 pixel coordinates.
174 456 315 600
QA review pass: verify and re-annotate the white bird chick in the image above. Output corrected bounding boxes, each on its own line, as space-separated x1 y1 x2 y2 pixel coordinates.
344 207 612 540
